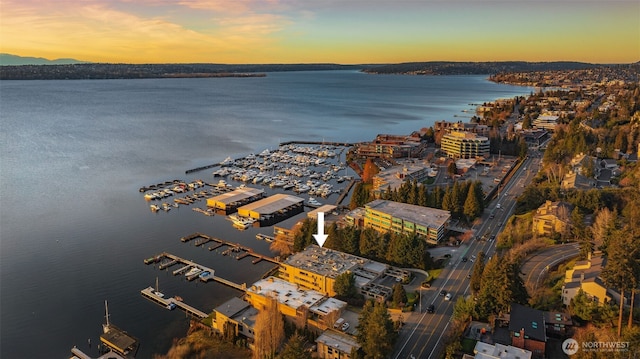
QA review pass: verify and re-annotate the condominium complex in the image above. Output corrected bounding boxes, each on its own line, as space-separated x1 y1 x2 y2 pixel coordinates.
440 130 490 159
363 199 450 244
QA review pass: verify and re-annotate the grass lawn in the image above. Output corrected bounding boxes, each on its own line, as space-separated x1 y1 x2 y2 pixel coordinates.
461 338 477 353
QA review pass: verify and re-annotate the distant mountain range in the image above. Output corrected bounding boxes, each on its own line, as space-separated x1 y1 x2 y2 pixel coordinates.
0 53 88 65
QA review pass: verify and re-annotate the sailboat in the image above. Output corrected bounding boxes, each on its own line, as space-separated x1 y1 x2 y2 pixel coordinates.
152 277 164 298
101 300 140 358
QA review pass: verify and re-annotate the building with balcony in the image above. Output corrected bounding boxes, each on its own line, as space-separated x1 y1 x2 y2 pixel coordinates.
356 134 422 159
245 276 347 331
440 130 490 159
531 200 573 236
561 253 619 306
279 245 408 300
363 199 450 244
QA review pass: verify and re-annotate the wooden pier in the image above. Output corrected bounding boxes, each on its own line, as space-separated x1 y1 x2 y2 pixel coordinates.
140 286 207 319
144 252 248 291
180 232 279 265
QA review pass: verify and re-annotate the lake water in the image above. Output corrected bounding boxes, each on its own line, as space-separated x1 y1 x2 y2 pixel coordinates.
0 70 532 358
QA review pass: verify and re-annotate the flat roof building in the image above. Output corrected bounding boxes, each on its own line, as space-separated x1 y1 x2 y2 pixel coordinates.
237 193 304 224
315 330 361 359
363 199 450 244
206 187 265 212
246 276 347 330
441 130 490 159
280 245 406 299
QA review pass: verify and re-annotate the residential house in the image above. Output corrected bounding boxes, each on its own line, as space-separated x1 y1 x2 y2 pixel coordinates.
531 200 574 236
562 253 619 306
212 297 259 344
508 303 546 359
469 342 532 359
561 170 596 190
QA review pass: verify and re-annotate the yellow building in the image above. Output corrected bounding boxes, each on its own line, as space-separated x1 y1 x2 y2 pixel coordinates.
440 130 490 159
316 330 361 359
245 277 346 331
363 199 450 244
212 297 258 342
531 200 573 236
562 254 616 306
279 245 398 300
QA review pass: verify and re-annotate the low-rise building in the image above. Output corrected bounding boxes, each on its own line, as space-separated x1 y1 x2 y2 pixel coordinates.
279 245 407 300
363 199 450 244
245 276 347 331
315 330 361 359
470 342 532 359
532 114 559 131
372 161 436 195
508 303 546 359
212 297 259 343
531 200 573 236
562 253 618 306
440 130 490 159
561 170 596 190
356 134 422 159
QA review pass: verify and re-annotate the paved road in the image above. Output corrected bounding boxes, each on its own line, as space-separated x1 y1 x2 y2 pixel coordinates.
520 243 580 290
392 155 537 359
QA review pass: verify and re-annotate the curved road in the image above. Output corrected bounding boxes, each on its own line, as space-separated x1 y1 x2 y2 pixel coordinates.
520 243 580 290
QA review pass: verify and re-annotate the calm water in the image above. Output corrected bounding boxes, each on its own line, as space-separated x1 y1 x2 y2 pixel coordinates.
0 71 532 358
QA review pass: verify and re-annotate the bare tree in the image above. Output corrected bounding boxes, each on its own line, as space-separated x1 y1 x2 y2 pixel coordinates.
253 294 284 359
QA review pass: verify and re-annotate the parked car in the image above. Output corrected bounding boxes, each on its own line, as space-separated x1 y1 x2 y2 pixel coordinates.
341 322 350 331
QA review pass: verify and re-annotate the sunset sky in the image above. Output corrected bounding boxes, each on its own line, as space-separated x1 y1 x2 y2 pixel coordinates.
1 0 638 64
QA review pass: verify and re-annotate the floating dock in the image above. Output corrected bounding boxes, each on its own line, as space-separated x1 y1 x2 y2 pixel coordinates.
144 251 250 291
140 286 207 319
179 232 279 265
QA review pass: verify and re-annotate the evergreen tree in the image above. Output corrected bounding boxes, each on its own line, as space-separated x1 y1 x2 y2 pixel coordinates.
293 219 316 252
334 271 357 298
277 334 311 359
463 183 482 220
391 283 407 307
469 251 485 295
356 300 397 359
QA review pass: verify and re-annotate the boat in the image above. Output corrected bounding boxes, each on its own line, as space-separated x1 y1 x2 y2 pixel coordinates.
150 204 160 212
166 302 176 310
199 271 211 279
185 267 202 277
152 277 164 298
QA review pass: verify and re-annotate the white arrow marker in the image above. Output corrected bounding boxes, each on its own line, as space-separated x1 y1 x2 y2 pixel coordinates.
313 212 328 247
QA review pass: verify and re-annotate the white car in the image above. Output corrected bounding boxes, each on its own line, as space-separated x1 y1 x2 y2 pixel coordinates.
341 322 350 331
445 293 453 301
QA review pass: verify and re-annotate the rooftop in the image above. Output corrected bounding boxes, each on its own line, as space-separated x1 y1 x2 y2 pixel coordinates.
238 193 303 215
315 330 361 353
248 276 345 313
474 342 532 359
215 297 252 319
508 303 546 343
283 245 388 281
207 187 264 205
365 199 450 229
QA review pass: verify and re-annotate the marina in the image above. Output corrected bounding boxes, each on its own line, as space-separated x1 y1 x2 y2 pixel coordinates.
143 250 268 291
178 232 279 264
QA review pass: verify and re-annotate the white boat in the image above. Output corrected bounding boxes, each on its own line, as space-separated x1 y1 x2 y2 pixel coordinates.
185 267 202 277
150 204 160 212
216 180 228 188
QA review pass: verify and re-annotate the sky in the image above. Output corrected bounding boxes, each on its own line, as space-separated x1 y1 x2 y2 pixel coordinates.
1 0 638 64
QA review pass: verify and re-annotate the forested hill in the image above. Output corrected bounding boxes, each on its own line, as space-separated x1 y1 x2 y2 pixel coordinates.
0 63 364 80
362 61 601 75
